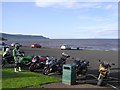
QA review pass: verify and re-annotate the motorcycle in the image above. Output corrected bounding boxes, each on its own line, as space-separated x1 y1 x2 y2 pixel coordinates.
2 50 25 67
29 56 46 72
73 58 89 76
97 60 115 86
20 55 32 67
2 53 14 67
42 53 70 75
2 51 32 67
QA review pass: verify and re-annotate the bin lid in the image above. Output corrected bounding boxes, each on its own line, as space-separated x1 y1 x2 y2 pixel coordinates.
63 64 75 68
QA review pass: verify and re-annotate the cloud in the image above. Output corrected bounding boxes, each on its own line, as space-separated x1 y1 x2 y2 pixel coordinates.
1 0 33 2
96 30 118 38
76 23 118 38
78 16 106 22
105 4 114 10
35 0 117 11
74 29 118 39
1 0 120 2
77 23 117 31
35 0 78 8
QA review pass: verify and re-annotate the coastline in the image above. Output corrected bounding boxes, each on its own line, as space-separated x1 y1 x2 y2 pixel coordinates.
3 39 118 51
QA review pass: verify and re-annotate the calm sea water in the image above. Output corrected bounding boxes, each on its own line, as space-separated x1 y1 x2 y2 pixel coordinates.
4 39 118 51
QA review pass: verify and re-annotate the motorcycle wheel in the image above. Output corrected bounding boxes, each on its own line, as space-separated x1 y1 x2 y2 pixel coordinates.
22 59 31 67
58 70 62 75
43 68 50 75
58 68 62 75
97 76 103 86
8 57 14 64
82 67 88 75
29 65 35 72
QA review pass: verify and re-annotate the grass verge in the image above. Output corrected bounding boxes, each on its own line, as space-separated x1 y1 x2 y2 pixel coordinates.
2 68 61 89
0 51 3 55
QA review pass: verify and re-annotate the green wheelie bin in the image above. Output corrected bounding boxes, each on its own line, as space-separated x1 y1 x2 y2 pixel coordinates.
62 64 76 85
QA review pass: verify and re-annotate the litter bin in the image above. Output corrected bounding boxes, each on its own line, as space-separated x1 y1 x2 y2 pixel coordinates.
62 64 76 85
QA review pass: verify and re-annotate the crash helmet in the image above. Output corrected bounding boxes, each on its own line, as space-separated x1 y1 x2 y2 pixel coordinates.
103 62 109 68
6 48 10 52
15 44 20 49
34 56 39 60
104 64 108 68
101 61 104 66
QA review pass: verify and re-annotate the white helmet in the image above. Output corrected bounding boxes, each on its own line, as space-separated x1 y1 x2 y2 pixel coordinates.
6 48 10 52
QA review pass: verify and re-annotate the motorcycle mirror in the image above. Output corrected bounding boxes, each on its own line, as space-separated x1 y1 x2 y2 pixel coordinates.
99 59 101 62
87 61 90 64
46 55 49 57
83 59 85 61
32 55 34 58
112 63 115 65
72 57 74 59
67 55 70 58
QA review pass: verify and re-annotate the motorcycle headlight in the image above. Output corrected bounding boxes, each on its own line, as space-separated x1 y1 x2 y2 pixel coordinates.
32 59 36 62
46 62 49 65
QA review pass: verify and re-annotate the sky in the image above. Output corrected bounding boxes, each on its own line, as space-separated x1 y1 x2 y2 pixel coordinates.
1 0 119 39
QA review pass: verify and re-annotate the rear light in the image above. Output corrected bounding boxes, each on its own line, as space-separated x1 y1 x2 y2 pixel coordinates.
40 58 45 61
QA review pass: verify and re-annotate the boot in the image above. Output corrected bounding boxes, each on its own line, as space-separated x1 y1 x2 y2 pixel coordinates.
98 75 100 80
14 68 18 72
18 67 22 71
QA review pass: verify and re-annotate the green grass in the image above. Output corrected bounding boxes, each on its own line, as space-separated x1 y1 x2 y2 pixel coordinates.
0 68 2 90
2 68 61 89
0 51 3 55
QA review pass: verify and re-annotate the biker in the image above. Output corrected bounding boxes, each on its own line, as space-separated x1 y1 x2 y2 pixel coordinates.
98 61 110 80
13 44 22 72
3 48 12 63
3 48 10 57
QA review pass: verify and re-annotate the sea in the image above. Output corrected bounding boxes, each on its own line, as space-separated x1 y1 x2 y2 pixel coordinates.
3 39 118 51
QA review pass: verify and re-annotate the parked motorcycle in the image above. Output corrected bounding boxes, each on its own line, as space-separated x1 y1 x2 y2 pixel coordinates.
73 58 89 76
2 51 32 67
2 50 25 67
20 55 32 67
42 53 70 75
2 54 14 67
97 60 115 86
29 56 47 72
